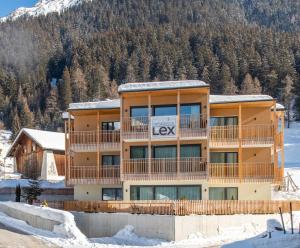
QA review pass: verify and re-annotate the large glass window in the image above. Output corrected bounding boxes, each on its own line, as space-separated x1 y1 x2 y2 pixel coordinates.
130 185 201 200
180 144 201 158
209 187 238 200
102 155 120 166
210 152 238 163
153 146 177 158
210 116 238 126
155 187 177 200
180 104 201 116
102 188 123 200
153 105 177 116
130 146 148 159
131 106 149 118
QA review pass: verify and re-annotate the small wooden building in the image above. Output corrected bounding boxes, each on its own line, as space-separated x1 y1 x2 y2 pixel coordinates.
6 128 65 180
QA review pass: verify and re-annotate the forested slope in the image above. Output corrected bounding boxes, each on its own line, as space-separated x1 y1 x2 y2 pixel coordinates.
0 0 299 135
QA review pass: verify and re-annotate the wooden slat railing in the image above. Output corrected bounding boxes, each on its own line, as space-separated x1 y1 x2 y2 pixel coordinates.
122 157 207 180
69 130 120 151
241 124 274 145
63 200 300 215
276 131 284 150
209 163 239 178
69 165 120 184
209 124 274 147
122 114 207 140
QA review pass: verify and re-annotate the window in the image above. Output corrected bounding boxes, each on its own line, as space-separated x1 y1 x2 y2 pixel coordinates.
130 146 148 159
102 188 123 200
180 144 201 158
210 152 238 163
180 103 201 116
102 155 120 166
153 146 177 158
130 185 201 200
153 105 177 116
102 121 120 131
209 187 238 200
210 116 238 126
131 106 148 118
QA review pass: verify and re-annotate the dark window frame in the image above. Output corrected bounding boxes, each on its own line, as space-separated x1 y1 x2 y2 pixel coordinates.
210 152 239 163
209 187 238 200
130 106 149 118
130 185 202 200
210 116 238 126
130 146 148 159
102 188 123 201
102 155 120 166
101 121 120 131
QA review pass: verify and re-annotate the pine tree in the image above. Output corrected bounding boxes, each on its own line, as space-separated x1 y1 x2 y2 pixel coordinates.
15 184 21 202
201 66 210 84
62 67 72 109
223 78 238 95
282 75 294 128
240 73 262 94
22 180 43 205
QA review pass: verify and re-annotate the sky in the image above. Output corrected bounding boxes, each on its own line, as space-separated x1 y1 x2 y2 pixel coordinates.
0 0 38 17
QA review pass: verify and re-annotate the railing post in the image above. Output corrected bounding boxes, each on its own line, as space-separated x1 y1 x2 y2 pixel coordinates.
97 112 100 179
148 94 151 178
177 90 180 177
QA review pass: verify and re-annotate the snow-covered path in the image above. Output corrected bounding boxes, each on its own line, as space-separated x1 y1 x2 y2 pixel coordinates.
0 222 57 248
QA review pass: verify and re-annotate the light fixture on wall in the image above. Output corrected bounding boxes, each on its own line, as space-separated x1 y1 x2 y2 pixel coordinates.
254 190 257 193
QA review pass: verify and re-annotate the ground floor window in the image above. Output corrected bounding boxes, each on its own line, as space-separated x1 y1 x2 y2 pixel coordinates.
209 187 238 200
102 188 123 200
130 185 201 200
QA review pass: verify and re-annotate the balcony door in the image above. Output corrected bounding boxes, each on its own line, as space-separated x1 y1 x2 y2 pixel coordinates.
101 121 120 142
180 103 201 129
210 116 238 126
210 152 238 163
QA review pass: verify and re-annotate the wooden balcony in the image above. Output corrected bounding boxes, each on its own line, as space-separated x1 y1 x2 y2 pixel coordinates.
69 130 120 152
209 162 276 182
122 114 207 141
122 157 207 180
68 165 121 184
209 124 275 147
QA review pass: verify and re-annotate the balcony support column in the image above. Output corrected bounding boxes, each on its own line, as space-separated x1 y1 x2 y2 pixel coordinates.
238 104 243 181
67 111 71 184
177 90 180 176
97 111 100 179
273 100 277 179
206 88 210 179
148 94 151 178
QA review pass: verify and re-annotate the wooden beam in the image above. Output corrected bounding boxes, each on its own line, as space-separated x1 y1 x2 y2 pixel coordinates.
177 90 180 175
97 111 100 179
238 104 243 181
148 94 151 177
273 101 277 178
67 112 71 184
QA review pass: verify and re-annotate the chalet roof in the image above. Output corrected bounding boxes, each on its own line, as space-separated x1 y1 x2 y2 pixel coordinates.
68 99 120 111
209 95 274 104
118 80 209 93
6 128 65 157
274 103 285 111
62 112 74 119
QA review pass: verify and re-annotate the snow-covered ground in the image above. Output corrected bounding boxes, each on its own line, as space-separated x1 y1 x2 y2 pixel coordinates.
0 202 299 248
284 122 300 168
0 178 65 189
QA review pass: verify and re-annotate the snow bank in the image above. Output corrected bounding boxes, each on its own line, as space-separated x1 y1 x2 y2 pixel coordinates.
0 202 87 243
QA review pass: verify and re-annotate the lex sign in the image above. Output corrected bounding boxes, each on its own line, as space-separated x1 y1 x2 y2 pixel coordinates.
151 116 177 139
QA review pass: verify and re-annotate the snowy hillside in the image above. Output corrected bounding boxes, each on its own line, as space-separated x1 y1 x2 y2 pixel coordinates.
0 130 14 176
0 0 92 22
284 122 300 168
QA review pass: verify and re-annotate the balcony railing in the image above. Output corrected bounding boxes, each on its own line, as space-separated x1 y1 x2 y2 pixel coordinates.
209 124 274 147
69 130 120 151
122 157 207 180
209 162 275 181
122 114 207 140
69 165 120 184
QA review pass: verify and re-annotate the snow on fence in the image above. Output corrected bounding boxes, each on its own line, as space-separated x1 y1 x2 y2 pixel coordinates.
64 200 300 215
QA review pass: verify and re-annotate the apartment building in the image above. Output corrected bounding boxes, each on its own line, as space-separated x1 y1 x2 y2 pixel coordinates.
65 80 285 201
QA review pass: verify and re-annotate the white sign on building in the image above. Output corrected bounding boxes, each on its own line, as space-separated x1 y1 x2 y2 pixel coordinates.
151 116 177 139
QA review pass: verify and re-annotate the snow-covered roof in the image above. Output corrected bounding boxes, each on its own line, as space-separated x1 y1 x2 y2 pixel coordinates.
118 80 209 93
62 112 74 120
210 95 274 104
68 99 120 111
274 103 285 111
6 128 65 157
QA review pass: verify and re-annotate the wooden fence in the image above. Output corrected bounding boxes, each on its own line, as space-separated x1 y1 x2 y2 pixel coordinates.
63 200 300 215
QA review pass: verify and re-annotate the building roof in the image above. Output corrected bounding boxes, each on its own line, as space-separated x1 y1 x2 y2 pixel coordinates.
118 80 209 93
274 103 285 111
68 99 120 111
209 95 274 104
6 128 65 157
62 112 74 120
